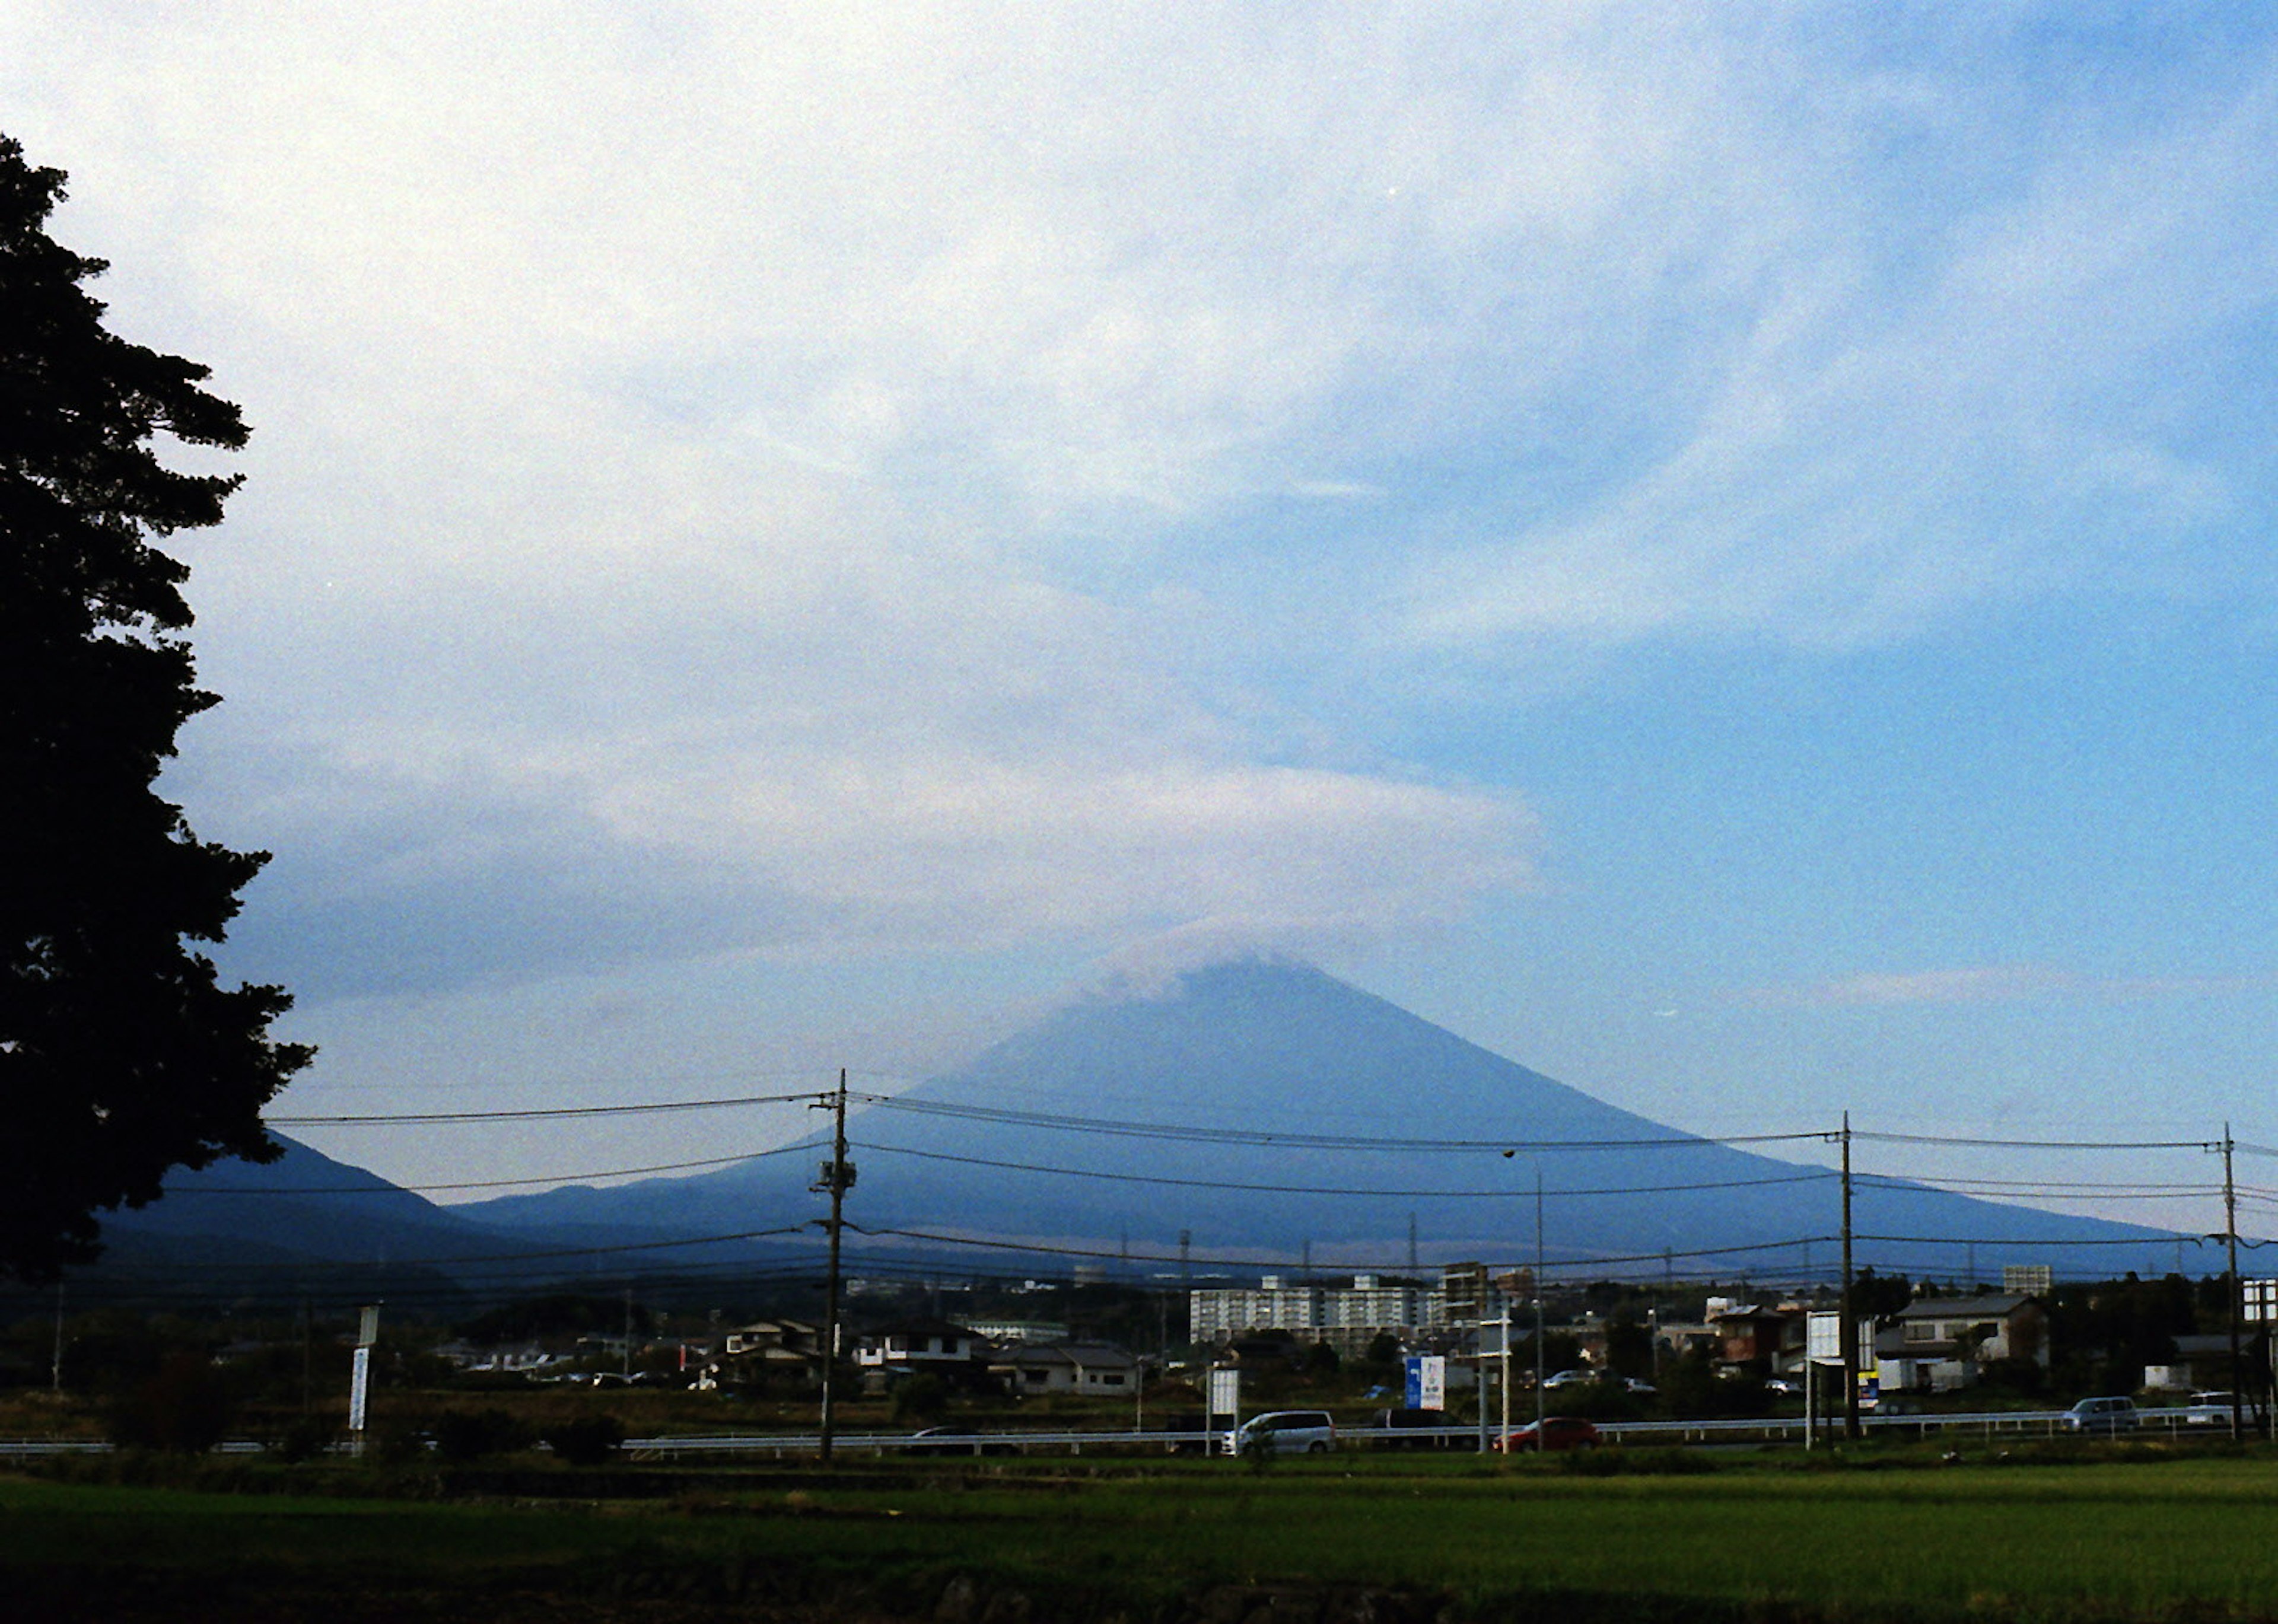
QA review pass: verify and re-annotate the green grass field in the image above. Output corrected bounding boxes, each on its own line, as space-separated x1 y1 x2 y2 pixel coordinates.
9 1450 2278 1621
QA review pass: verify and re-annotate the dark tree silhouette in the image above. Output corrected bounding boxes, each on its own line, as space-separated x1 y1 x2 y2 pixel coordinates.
1 133 310 1282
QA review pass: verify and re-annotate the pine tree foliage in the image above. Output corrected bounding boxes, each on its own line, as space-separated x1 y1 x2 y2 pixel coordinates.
1 133 311 1283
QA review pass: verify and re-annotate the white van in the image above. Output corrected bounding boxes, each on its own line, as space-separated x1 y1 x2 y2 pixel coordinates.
1223 1409 1337 1456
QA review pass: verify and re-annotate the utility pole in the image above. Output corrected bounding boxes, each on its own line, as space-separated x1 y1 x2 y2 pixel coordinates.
1497 1310 1511 1448
1534 1169 1547 1434
1840 1113 1860 1443
50 1281 63 1394
2225 1124 2243 1444
814 1069 854 1463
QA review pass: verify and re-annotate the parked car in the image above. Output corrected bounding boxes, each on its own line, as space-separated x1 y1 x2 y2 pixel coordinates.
1501 1416 1601 1453
1541 1368 1596 1389
1224 1410 1337 1456
2183 1391 2241 1427
1372 1407 1458 1450
2062 1396 2140 1435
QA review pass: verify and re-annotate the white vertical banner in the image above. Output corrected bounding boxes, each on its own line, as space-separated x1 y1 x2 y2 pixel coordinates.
1418 1354 1446 1410
1208 1367 1239 1417
348 1346 371 1433
1207 1366 1240 1456
1806 1312 1841 1361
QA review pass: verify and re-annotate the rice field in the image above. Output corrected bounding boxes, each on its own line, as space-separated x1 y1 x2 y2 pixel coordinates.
8 1448 2278 1620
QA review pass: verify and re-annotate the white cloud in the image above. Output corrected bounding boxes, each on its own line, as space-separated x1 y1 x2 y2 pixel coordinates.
1403 44 2278 653
12 1 2278 1017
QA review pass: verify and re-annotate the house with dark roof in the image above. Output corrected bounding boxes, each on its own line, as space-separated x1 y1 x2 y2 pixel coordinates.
854 1317 995 1391
1876 1294 2047 1392
988 1340 1141 1397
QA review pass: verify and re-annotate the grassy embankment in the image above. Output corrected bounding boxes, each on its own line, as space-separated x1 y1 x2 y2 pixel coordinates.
9 1447 2278 1622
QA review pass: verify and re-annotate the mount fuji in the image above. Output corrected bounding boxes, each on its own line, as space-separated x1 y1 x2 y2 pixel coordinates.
456 958 2184 1284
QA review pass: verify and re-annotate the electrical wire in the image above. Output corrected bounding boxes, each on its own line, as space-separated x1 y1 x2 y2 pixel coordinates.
857 1094 1828 1154
267 1089 831 1126
854 1223 1840 1275
1855 1231 2205 1248
847 1140 1839 1201
55 1224 821 1276
1854 1130 2220 1152
1854 1175 2223 1203
158 1141 818 1196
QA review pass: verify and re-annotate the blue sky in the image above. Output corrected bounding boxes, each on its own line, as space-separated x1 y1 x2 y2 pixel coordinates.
9 4 2277 1235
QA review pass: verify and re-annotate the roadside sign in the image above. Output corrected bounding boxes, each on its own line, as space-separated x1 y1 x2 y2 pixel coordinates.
349 1304 380 1455
1807 1311 1841 1361
1207 1366 1240 1456
1405 1355 1446 1410
348 1346 371 1432
1208 1367 1239 1418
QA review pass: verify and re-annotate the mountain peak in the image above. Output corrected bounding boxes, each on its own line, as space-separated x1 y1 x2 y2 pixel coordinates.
457 963 2181 1278
1074 944 1341 1005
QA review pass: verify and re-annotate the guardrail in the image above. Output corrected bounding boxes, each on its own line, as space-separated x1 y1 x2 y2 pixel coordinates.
0 1409 2250 1460
622 1409 2261 1457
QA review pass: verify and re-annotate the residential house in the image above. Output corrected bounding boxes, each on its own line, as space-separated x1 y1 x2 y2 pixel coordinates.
990 1341 1141 1397
1707 1300 1806 1375
2146 1333 2237 1392
686 1317 822 1391
855 1317 994 1390
1877 1294 2048 1392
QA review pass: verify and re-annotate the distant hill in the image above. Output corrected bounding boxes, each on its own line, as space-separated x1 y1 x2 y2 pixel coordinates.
106 1133 493 1260
58 1135 506 1307
458 957 2186 1282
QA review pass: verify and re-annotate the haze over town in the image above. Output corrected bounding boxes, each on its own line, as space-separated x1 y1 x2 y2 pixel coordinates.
9 6 2277 1233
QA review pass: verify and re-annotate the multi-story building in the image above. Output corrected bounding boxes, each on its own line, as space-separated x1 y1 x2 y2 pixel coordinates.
1191 1268 1500 1356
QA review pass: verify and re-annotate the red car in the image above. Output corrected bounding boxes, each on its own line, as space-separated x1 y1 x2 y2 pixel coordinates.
1500 1416 1601 1453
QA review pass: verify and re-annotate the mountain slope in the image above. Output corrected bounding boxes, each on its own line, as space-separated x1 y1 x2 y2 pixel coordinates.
54 1135 577 1310
459 958 2182 1280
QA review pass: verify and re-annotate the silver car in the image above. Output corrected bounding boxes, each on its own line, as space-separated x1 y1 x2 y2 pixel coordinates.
2063 1396 2140 1436
1223 1409 1337 1456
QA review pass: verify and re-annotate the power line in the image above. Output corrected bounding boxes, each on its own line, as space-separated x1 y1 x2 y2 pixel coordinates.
848 1141 1838 1200
1854 1130 2219 1152
268 1089 829 1126
858 1094 1828 1154
854 1223 1840 1275
1854 1174 2223 1202
1855 1231 2203 1248
56 1224 820 1276
160 1141 817 1196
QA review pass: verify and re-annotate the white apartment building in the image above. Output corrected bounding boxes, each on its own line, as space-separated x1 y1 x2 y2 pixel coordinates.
1191 1272 1480 1354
